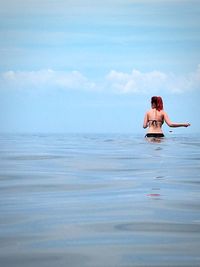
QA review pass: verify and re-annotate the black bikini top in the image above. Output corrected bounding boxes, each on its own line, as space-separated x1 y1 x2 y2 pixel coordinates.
148 119 163 126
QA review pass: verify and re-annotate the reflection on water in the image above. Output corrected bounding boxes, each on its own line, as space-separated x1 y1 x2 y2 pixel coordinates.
0 133 200 267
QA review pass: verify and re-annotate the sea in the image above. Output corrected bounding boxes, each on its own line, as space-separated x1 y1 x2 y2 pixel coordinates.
0 133 200 267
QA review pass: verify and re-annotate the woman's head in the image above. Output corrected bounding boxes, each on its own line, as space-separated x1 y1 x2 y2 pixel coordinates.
151 96 163 111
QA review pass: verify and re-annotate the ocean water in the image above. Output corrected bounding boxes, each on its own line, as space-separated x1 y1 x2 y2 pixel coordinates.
0 133 200 267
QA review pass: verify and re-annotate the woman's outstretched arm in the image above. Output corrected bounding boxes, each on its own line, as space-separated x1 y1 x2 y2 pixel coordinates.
164 112 190 127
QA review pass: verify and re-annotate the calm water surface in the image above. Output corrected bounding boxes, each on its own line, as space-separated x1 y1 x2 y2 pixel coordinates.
0 133 200 267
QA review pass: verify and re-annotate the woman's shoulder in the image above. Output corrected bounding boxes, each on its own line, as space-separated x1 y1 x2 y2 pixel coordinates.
159 110 166 115
147 108 153 113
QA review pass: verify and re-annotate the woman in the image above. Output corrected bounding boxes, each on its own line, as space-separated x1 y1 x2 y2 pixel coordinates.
143 96 190 138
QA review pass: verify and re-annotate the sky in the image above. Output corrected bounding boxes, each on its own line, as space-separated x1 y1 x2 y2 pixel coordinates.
0 0 200 134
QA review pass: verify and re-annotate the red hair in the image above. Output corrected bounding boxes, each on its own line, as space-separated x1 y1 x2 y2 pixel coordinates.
151 96 163 111
157 96 163 111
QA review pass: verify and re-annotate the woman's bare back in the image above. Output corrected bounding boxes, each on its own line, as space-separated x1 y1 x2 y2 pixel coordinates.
146 108 164 133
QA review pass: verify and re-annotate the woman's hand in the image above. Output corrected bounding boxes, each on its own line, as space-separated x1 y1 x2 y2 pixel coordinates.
184 123 191 127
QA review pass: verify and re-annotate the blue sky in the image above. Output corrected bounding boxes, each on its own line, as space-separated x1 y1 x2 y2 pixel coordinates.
0 0 200 134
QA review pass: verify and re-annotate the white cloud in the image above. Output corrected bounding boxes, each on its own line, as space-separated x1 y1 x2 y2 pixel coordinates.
106 69 167 93
0 69 96 91
0 65 200 94
106 65 200 94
